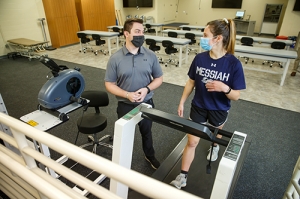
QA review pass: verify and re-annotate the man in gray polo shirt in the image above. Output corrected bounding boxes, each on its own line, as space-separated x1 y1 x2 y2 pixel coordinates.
105 18 163 169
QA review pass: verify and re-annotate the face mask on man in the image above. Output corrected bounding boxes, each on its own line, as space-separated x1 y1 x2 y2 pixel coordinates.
131 35 145 48
200 37 216 51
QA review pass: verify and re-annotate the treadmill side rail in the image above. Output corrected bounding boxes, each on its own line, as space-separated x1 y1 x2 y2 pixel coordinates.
210 131 247 199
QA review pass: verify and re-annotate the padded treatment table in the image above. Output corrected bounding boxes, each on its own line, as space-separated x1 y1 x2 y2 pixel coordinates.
163 22 189 30
235 45 297 86
179 25 205 31
144 35 190 67
77 30 120 56
7 38 48 60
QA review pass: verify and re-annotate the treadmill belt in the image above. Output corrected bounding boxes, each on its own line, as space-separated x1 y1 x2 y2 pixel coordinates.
163 139 224 198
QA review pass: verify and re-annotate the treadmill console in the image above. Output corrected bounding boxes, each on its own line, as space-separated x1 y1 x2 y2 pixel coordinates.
223 133 246 161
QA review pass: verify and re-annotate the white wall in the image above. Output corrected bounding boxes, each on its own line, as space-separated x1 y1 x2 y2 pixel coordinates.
0 0 299 57
115 0 158 23
280 0 300 36
0 0 49 57
175 0 288 34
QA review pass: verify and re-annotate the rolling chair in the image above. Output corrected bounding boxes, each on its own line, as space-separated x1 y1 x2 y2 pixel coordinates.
145 38 162 63
185 32 198 55
168 31 178 38
162 40 178 67
182 27 191 31
240 37 254 64
92 34 107 56
145 24 156 34
112 27 125 46
75 90 113 154
77 33 93 53
263 41 286 67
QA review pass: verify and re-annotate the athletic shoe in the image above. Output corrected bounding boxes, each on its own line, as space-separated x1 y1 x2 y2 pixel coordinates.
170 174 187 189
207 144 219 161
145 156 160 169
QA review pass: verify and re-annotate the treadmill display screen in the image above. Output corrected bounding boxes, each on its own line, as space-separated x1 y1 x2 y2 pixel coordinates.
224 134 245 161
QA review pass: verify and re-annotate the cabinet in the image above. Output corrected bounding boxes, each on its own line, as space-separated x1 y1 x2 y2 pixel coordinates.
75 0 115 31
233 20 256 36
42 0 79 48
259 4 283 36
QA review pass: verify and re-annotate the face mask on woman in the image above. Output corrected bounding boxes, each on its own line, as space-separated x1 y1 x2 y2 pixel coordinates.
200 37 216 51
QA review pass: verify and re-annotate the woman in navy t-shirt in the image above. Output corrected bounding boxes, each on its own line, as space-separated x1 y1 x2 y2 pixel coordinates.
170 18 246 189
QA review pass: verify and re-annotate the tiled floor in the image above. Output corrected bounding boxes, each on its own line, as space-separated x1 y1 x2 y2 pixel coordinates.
44 37 300 113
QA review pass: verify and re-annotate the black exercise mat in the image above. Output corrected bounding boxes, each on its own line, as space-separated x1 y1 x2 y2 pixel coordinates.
0 57 299 199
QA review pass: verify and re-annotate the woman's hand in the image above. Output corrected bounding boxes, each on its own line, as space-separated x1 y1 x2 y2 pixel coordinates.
205 80 229 93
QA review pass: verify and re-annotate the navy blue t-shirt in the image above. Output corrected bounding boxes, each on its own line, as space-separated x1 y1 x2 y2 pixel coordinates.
188 51 246 111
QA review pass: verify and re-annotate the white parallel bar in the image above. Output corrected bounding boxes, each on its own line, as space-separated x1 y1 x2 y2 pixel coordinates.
0 112 202 199
0 143 25 165
0 172 36 199
22 146 121 199
31 168 87 199
0 151 73 199
0 165 40 198
0 183 18 199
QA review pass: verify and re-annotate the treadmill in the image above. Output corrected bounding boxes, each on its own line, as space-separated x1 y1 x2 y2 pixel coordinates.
128 107 251 199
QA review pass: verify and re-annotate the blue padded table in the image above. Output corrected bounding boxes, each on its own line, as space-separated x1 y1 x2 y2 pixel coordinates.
145 35 190 67
235 45 297 86
162 22 189 30
236 35 293 49
77 30 119 56
179 25 205 31
162 29 204 53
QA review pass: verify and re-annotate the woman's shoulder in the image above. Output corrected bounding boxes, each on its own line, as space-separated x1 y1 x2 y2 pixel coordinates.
225 53 241 64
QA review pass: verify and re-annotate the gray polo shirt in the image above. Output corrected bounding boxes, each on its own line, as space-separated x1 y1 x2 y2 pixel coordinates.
105 45 163 102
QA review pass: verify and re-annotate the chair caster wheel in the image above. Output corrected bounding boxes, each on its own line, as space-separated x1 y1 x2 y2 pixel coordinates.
109 136 113 141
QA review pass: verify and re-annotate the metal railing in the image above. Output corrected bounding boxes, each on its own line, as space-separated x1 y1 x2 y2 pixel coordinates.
283 156 300 199
0 112 202 199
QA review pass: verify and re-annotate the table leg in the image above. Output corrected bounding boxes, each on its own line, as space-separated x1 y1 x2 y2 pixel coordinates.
185 45 188 64
116 37 119 50
108 38 112 56
79 40 83 52
280 59 291 86
179 46 183 67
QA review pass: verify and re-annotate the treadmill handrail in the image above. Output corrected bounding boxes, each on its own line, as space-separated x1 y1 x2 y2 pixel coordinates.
140 107 230 146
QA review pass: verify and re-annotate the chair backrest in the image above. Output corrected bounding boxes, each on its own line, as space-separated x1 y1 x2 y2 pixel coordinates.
185 33 196 45
112 27 123 36
77 33 87 39
168 31 178 38
241 37 254 46
77 33 90 43
182 27 191 31
271 41 286 50
162 40 174 48
81 90 109 113
185 33 195 40
145 24 151 28
145 38 156 46
92 34 100 40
